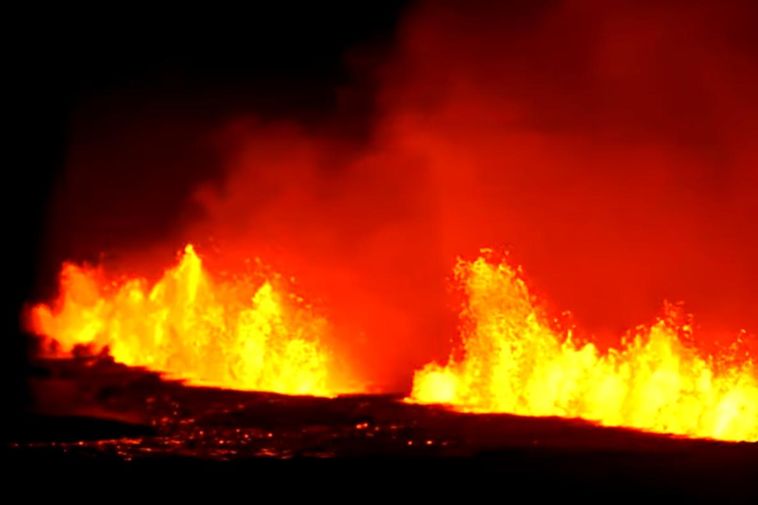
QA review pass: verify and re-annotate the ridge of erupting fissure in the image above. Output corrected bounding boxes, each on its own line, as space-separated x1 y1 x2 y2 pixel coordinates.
26 244 758 442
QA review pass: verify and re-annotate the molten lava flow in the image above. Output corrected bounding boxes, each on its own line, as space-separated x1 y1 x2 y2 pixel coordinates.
27 245 350 396
411 253 758 442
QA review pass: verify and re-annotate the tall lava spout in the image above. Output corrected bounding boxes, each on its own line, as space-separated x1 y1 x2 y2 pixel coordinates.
410 252 758 441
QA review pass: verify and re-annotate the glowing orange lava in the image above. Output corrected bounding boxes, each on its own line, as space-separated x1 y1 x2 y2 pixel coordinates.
410 252 758 442
26 244 758 441
27 244 354 396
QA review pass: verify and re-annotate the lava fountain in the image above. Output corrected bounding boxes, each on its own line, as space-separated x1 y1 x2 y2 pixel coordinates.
25 243 758 441
26 244 357 396
411 251 758 442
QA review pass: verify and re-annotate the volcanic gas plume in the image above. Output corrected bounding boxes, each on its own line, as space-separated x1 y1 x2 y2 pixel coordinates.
28 0 758 441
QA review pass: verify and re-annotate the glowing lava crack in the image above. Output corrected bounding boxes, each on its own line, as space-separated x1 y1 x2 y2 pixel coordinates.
25 245 758 442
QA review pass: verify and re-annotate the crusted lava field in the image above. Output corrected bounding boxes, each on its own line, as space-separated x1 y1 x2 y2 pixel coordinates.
7 358 757 499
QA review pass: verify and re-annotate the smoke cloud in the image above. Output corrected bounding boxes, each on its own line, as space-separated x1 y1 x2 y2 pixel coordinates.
45 0 758 390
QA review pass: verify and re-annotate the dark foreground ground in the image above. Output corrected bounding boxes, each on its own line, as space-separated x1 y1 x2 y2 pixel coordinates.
5 358 757 501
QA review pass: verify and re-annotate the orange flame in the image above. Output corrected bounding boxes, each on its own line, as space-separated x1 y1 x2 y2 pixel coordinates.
410 253 758 442
27 244 355 396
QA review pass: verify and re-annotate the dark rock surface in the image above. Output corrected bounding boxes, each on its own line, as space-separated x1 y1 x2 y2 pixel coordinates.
7 358 757 500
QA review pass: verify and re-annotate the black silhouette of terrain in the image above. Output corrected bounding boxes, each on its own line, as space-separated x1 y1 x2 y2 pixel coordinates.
6 358 757 500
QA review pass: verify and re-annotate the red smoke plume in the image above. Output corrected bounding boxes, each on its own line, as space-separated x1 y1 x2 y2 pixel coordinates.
42 0 758 391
